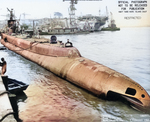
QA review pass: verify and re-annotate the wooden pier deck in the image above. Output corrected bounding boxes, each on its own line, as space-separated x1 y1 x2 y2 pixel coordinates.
0 76 16 122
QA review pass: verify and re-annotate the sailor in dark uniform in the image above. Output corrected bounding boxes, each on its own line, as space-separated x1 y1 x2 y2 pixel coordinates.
50 35 57 44
65 39 73 47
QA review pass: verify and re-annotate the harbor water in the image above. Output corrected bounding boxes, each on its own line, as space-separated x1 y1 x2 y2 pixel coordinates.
0 27 150 121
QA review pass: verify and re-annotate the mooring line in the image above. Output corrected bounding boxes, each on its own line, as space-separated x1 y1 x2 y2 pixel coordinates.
0 112 15 122
0 91 10 96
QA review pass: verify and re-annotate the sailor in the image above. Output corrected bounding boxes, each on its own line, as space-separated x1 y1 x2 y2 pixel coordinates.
0 58 7 75
37 28 40 39
50 35 57 44
22 27 25 34
65 39 73 47
18 25 21 34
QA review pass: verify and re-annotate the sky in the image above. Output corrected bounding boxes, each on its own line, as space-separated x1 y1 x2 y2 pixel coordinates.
0 0 150 27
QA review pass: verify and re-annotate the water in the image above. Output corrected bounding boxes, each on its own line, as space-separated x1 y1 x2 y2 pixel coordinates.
1 27 150 121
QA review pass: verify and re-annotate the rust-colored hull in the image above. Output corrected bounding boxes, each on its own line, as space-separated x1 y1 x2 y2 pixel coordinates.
1 33 81 57
1 33 150 112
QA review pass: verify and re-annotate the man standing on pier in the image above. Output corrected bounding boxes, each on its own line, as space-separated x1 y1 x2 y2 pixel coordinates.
0 58 7 75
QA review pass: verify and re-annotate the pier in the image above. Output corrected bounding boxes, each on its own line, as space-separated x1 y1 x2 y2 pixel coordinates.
0 76 16 122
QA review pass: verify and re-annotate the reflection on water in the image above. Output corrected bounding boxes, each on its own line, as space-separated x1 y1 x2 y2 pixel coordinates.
1 27 150 121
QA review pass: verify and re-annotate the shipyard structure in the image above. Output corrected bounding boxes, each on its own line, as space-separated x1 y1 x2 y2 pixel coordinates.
37 0 108 35
0 0 109 35
38 15 108 35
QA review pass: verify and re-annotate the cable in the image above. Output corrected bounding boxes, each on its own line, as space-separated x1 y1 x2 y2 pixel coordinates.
0 91 10 96
0 112 15 122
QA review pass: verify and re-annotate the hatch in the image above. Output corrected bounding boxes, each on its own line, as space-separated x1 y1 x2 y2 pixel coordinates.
125 87 136 96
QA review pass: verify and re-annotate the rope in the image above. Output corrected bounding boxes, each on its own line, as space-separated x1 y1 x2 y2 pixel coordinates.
0 91 15 122
0 91 10 96
0 112 15 122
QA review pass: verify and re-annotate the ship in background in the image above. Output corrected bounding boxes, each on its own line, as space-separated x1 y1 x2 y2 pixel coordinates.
101 12 120 31
38 13 108 35
77 14 108 32
38 0 108 35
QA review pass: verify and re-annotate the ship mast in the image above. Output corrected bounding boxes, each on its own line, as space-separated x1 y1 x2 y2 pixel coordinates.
7 8 15 20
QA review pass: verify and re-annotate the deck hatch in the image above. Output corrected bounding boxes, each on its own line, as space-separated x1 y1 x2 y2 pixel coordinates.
125 87 136 96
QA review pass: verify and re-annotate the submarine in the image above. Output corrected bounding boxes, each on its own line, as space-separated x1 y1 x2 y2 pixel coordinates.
0 32 150 113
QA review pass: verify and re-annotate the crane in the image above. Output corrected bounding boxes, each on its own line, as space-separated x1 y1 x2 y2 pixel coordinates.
109 12 116 28
63 0 77 26
22 13 30 19
63 0 102 27
22 13 30 24
7 8 16 20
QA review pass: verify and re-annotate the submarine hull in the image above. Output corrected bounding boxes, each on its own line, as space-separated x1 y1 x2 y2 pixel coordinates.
1 33 150 112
